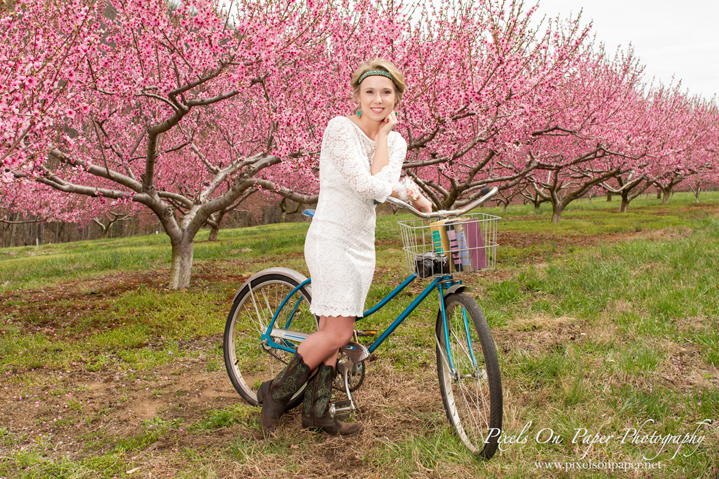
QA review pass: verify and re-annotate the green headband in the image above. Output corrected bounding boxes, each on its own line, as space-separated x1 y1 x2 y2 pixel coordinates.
358 69 393 84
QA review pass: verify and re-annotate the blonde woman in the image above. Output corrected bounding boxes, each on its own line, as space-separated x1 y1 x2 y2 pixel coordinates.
257 59 432 436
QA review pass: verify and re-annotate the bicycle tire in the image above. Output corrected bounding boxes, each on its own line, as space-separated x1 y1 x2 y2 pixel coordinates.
223 271 317 409
435 292 503 458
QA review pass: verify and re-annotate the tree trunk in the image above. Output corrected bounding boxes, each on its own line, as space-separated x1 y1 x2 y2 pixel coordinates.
661 188 672 205
10 215 17 247
207 210 225 242
606 192 612 202
279 198 301 223
619 193 629 213
551 202 565 224
208 224 219 242
169 239 194 290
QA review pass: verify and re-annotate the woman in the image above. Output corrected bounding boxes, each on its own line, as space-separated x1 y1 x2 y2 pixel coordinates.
257 59 432 437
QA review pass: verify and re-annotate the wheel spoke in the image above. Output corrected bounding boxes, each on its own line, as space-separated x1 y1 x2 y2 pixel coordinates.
450 313 491 435
248 284 266 333
260 288 276 327
456 373 489 438
224 275 317 410
437 293 501 458
453 362 488 441
451 328 478 370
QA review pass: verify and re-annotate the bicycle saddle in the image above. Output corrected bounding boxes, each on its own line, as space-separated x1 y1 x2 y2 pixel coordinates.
340 341 370 362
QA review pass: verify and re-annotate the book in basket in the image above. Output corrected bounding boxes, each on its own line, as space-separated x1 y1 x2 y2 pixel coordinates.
445 220 471 272
430 220 450 255
462 218 487 270
431 218 487 272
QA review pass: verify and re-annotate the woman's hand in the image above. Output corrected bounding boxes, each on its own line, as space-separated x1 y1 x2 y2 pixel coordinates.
412 195 432 213
379 109 398 137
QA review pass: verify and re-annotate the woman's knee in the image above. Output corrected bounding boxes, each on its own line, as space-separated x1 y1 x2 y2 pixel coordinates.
321 316 355 347
336 328 355 346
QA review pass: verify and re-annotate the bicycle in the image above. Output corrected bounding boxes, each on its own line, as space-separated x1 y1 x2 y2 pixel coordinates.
223 187 503 458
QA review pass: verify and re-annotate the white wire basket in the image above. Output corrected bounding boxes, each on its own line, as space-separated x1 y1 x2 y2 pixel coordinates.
397 213 500 278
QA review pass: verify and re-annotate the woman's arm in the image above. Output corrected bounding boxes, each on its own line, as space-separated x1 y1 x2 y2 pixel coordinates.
392 176 433 213
370 110 398 175
325 119 393 202
374 129 433 213
371 133 391 176
374 133 405 184
411 193 432 213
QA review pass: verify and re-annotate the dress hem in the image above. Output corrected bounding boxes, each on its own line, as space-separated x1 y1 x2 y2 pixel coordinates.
310 306 364 319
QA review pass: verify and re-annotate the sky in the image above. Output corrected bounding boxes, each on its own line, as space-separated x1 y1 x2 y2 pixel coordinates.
534 0 719 101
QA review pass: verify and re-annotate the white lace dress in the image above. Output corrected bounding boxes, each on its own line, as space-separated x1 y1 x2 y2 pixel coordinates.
304 116 407 318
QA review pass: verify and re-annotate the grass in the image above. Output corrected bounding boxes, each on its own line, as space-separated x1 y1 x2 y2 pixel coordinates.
1 192 718 478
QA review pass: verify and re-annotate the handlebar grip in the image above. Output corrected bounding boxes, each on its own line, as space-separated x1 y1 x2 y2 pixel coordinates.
384 185 499 219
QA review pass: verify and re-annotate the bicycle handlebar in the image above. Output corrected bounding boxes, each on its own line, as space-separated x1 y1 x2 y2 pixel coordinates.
385 186 499 219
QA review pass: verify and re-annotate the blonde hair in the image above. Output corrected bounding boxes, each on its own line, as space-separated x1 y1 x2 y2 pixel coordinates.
350 59 406 110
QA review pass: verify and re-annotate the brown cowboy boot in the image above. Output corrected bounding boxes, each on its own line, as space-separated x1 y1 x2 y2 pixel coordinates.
257 352 311 435
301 363 362 436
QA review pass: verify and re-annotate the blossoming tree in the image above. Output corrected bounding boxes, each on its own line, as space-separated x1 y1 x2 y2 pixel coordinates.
4 0 349 288
3 0 718 287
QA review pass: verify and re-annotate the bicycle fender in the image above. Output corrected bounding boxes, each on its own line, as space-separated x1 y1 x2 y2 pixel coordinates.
232 267 311 303
442 283 468 297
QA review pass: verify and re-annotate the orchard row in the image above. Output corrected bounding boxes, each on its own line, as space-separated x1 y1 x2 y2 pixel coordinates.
1 0 717 287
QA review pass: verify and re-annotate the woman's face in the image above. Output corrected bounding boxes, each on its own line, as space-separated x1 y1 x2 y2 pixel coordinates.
356 76 396 120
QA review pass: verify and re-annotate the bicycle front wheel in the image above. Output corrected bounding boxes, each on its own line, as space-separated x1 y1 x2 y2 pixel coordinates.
436 292 502 458
223 270 317 409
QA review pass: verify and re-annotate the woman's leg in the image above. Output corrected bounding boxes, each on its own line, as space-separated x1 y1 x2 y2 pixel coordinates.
296 315 355 370
299 315 362 436
258 316 355 435
258 317 353 435
315 317 338 368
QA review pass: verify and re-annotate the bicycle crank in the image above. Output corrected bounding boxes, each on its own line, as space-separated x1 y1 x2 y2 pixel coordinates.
331 358 363 418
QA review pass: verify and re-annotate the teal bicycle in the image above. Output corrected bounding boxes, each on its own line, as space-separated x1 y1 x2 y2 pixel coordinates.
223 188 503 458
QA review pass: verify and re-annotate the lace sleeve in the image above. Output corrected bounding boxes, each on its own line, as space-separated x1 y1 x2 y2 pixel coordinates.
374 133 407 185
324 119 393 202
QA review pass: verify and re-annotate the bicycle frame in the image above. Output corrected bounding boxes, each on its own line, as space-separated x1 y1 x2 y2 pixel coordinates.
258 273 471 375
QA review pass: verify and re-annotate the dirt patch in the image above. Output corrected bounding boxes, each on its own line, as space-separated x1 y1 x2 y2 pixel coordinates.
0 267 249 340
494 315 586 357
0 338 452 478
498 228 683 252
0 349 242 458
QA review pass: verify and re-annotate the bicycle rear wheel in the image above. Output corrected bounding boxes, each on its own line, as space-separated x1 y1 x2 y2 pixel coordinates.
223 270 317 409
435 292 502 458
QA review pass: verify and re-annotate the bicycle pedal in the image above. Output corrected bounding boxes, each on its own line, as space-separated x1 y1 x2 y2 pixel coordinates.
356 330 378 337
331 400 353 418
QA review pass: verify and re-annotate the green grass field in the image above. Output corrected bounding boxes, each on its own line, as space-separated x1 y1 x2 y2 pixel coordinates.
1 192 718 478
